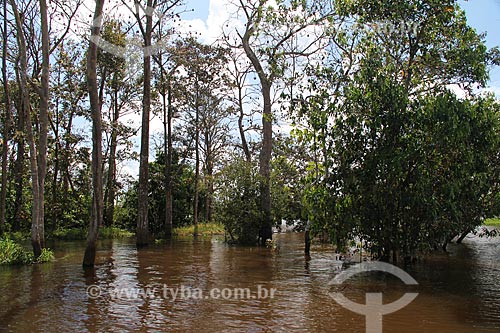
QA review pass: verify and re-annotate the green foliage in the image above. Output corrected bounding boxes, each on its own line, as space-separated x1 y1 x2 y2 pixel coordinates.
291 0 500 261
484 218 500 227
173 223 224 237
0 237 33 265
215 158 262 245
52 227 87 240
115 149 195 236
330 78 500 258
0 237 54 265
35 248 54 263
271 136 305 226
51 227 133 240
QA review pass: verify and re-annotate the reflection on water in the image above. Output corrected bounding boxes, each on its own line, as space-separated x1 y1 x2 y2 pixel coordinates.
0 232 499 332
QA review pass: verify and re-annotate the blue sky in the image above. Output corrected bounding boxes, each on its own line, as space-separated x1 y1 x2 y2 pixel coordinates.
181 0 500 95
460 0 500 92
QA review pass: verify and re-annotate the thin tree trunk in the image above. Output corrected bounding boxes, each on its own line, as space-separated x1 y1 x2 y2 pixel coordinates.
13 112 24 231
34 0 50 256
83 0 105 267
10 0 43 257
237 85 251 162
0 0 11 234
164 81 173 238
204 133 213 223
136 0 153 246
259 81 273 244
242 24 273 246
62 109 74 204
51 73 60 232
104 85 119 226
193 103 200 237
305 220 311 256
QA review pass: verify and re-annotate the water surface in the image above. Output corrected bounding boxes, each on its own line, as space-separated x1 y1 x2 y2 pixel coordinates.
0 232 499 332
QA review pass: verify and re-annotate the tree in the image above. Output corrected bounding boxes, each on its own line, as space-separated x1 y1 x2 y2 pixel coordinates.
124 0 184 246
10 0 46 257
300 0 500 261
231 0 333 245
216 157 261 244
83 0 105 268
97 20 139 227
171 38 229 232
47 41 88 231
0 0 12 234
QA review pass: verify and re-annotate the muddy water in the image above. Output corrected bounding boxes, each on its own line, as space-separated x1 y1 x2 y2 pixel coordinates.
0 232 499 332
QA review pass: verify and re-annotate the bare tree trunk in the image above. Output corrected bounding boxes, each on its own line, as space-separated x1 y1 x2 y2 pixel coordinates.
259 81 273 244
241 31 273 245
0 0 11 234
36 0 50 254
13 112 24 231
204 132 213 223
193 103 200 237
237 85 251 163
83 0 105 267
50 71 61 231
104 86 119 226
164 82 173 238
10 0 44 257
136 0 153 246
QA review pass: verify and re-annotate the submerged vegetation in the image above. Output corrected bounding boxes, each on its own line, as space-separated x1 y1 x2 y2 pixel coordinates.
172 223 225 237
484 218 500 227
0 0 499 266
0 237 53 265
51 227 134 241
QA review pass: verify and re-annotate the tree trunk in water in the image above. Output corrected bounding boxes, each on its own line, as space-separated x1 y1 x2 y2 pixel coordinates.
258 81 273 245
10 0 43 257
104 87 119 227
34 0 50 256
13 115 24 231
164 83 173 238
204 131 213 223
0 0 11 234
193 104 200 237
241 24 273 246
83 0 105 267
304 221 311 256
136 1 153 246
456 231 470 244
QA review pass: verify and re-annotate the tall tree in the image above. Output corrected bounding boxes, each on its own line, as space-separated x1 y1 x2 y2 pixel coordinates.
171 38 229 231
232 0 332 244
0 0 11 234
124 0 183 246
97 20 137 227
10 0 45 257
83 0 105 267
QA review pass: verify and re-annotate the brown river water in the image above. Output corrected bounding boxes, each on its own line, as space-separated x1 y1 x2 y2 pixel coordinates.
0 232 499 332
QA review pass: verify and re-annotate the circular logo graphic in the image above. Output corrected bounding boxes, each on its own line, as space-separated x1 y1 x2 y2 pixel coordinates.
329 261 419 333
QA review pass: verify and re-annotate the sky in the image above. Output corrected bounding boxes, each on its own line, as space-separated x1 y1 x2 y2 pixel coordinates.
177 0 500 95
459 0 500 95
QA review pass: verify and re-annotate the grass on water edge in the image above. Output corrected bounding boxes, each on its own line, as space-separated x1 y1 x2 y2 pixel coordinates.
51 226 134 240
484 218 500 227
173 223 225 237
0 237 54 265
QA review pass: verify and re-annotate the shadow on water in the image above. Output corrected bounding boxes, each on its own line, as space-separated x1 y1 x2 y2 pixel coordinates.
0 232 499 332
